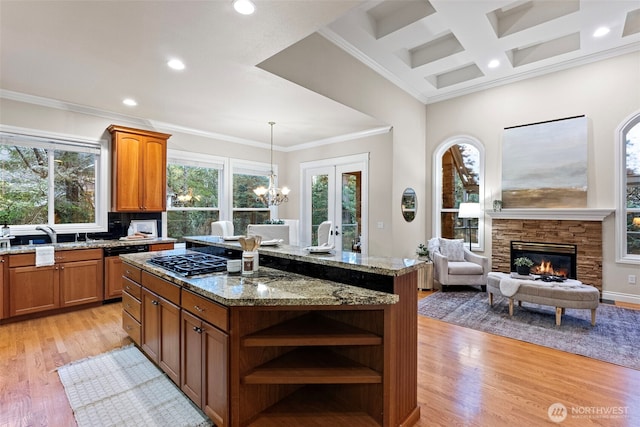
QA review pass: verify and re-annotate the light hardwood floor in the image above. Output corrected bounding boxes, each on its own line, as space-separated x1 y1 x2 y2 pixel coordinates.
1 296 639 427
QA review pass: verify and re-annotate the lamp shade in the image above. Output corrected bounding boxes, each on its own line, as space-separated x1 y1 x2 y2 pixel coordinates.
458 202 481 219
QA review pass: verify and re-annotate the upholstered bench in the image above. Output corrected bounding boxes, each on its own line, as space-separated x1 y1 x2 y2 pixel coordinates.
487 272 600 326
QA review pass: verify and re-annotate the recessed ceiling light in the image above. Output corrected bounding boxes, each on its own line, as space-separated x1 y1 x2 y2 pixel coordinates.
122 98 137 107
488 59 500 69
593 26 610 38
167 59 185 70
233 0 255 15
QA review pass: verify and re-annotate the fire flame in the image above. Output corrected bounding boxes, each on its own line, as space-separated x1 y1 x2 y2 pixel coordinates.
531 260 567 277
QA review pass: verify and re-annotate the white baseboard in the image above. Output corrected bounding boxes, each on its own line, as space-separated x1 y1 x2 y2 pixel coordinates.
602 290 640 305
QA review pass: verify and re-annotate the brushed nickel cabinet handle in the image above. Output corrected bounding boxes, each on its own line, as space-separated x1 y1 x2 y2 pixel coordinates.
194 305 205 312
151 300 159 306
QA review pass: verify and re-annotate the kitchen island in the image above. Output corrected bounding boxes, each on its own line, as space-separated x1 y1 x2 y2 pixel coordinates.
120 241 421 427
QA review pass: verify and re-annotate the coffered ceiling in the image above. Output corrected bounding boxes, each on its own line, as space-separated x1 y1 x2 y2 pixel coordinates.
323 0 640 103
1 1 638 149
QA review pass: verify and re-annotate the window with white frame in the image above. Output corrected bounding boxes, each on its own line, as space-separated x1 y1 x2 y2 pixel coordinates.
166 150 225 241
433 137 484 249
231 161 273 234
0 129 107 233
619 113 640 260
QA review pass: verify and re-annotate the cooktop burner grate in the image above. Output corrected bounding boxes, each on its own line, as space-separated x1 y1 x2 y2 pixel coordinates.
148 253 228 276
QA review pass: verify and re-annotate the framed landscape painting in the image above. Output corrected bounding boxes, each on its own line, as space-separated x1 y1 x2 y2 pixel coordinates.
501 115 588 208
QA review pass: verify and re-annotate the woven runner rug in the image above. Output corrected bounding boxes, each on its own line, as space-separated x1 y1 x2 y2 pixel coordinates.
57 345 212 427
418 290 640 370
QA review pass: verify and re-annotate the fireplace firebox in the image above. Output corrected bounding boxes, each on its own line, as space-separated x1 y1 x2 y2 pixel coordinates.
510 241 577 280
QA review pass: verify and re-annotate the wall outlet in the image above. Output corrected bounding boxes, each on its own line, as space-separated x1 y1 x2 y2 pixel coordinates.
377 221 384 229
629 275 637 285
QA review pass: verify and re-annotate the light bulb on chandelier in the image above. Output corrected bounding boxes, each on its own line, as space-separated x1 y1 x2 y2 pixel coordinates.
253 122 290 206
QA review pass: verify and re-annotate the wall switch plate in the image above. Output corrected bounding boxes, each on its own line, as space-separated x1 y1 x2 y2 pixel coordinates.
629 275 637 285
377 221 384 229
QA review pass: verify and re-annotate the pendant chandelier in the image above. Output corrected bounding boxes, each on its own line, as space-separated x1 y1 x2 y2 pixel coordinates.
253 122 290 206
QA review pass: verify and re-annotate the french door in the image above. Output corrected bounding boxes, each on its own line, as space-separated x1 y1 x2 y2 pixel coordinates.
301 154 368 255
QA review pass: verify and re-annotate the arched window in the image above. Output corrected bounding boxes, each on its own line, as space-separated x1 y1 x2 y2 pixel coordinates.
617 112 640 262
433 136 485 250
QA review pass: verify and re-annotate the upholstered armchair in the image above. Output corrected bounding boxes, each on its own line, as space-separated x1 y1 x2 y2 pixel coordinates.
429 237 489 291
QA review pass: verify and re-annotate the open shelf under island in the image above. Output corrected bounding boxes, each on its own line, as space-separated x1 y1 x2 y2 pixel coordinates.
119 236 424 426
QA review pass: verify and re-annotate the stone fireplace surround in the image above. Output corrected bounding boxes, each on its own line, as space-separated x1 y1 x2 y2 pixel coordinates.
489 209 613 293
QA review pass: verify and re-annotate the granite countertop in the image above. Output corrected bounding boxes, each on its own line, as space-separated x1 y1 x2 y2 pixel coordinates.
120 249 399 308
0 237 177 255
183 235 426 277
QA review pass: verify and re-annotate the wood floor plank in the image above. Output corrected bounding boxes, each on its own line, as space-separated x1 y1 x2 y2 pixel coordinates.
1 295 639 427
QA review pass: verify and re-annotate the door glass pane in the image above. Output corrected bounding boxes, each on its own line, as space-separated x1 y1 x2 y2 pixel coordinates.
311 173 329 245
341 171 361 252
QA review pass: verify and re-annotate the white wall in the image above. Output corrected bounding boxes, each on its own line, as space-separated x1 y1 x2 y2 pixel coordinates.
259 33 429 258
425 51 640 302
280 131 393 255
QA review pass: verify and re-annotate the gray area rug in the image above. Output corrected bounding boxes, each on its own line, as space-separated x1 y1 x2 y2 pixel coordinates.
57 345 212 427
418 290 640 370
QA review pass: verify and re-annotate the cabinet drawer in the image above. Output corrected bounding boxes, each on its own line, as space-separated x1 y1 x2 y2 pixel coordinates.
122 263 142 283
182 290 228 332
122 310 141 345
122 277 141 299
56 248 102 262
122 291 141 321
142 271 180 305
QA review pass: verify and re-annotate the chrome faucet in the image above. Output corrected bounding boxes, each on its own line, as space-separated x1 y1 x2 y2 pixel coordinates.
35 225 57 244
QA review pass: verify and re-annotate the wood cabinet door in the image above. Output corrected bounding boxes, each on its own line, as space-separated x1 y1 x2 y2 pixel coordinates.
141 288 161 362
203 319 229 427
181 310 203 407
141 137 167 211
112 133 143 211
60 259 103 307
142 287 181 384
9 265 59 316
158 296 181 384
104 256 123 299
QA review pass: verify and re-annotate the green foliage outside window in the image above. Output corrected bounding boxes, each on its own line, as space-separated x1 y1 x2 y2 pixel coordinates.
0 142 96 225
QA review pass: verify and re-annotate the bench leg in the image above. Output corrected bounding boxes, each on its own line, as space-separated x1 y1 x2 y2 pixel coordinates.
518 300 522 307
555 307 562 326
509 298 514 316
591 309 596 326
489 292 494 306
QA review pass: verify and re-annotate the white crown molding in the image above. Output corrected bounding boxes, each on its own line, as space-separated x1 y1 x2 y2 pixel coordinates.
281 125 392 152
1 89 389 152
319 27 640 106
486 208 615 221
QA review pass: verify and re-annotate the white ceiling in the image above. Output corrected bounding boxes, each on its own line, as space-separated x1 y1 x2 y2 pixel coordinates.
1 1 639 150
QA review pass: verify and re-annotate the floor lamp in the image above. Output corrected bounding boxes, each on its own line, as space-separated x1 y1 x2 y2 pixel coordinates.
458 202 480 250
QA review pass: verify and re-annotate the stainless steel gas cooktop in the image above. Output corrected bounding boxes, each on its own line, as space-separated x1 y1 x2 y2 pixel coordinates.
147 253 227 276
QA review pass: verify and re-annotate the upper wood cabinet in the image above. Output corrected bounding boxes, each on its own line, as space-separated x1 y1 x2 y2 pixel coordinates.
108 125 171 212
